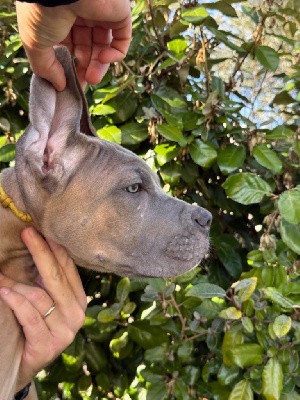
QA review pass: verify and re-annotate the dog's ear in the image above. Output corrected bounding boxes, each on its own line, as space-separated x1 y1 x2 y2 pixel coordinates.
18 46 96 189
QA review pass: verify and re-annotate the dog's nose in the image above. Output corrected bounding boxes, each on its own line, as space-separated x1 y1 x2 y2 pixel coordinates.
191 208 212 234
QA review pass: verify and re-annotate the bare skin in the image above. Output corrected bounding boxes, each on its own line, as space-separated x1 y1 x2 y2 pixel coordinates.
0 227 87 391
16 0 132 90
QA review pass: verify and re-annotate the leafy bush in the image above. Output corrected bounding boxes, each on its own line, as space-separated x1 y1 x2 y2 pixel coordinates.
1 0 300 399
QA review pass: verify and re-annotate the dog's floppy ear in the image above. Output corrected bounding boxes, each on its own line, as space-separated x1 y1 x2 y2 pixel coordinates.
18 46 96 189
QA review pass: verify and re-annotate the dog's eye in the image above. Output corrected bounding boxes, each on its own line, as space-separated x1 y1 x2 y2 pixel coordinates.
126 183 142 193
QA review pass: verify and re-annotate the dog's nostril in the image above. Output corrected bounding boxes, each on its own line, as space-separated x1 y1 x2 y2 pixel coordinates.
191 208 212 232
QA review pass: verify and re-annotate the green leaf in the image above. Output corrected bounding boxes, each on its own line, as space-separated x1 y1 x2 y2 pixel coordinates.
0 143 16 162
109 331 129 356
97 125 121 144
273 315 292 338
264 287 295 309
222 329 244 366
205 1 237 17
217 242 242 278
278 186 300 224
121 122 148 146
272 91 296 105
280 219 300 255
107 91 138 123
160 161 182 185
122 301 136 316
219 307 242 320
84 342 108 372
266 125 294 140
181 6 209 24
233 278 257 302
145 344 168 363
189 139 217 168
156 123 187 146
95 373 111 393
217 364 240 386
229 380 253 400
217 144 246 174
262 358 283 400
97 304 121 323
228 344 263 368
154 143 180 166
207 27 245 53
186 282 226 298
0 117 10 132
255 45 280 72
151 91 186 127
241 316 254 333
222 172 272 205
253 144 282 174
128 320 169 349
146 381 167 400
116 277 131 303
92 104 116 115
167 38 188 58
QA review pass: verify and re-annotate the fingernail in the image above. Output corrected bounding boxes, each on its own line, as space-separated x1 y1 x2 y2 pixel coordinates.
25 227 36 238
0 287 10 296
27 227 35 237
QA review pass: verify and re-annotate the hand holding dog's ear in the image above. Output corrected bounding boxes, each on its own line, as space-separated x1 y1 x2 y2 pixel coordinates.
16 0 132 90
0 228 87 391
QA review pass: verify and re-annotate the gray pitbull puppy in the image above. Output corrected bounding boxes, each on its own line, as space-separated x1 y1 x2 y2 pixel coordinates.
0 47 211 399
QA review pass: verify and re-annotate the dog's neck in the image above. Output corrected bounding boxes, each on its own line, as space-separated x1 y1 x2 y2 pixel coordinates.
0 168 36 283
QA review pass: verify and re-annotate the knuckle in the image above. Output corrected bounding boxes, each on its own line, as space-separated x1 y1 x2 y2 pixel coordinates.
27 310 42 327
80 296 88 313
50 265 62 281
75 309 86 328
64 329 76 346
12 294 27 309
29 287 48 304
44 345 56 363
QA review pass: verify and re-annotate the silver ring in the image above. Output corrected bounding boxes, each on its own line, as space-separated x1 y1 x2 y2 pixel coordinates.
43 302 56 319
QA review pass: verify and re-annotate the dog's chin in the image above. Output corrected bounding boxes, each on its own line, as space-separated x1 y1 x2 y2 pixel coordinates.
70 238 210 279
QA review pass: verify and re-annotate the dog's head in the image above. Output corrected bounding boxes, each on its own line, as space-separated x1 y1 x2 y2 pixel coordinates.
15 47 211 278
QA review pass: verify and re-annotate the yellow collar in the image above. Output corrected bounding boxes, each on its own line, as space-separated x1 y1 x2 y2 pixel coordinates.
0 174 33 223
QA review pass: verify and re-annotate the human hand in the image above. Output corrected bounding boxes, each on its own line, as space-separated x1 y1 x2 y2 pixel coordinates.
0 227 87 391
16 0 132 90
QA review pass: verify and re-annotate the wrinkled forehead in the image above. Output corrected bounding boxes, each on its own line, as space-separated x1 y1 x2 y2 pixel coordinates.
79 137 161 187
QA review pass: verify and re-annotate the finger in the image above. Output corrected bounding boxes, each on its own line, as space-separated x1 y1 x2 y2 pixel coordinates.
85 62 110 85
4 282 56 318
21 228 63 285
21 228 78 312
0 287 50 349
0 286 53 387
21 228 86 325
96 18 132 64
24 46 66 91
0 286 75 383
47 239 87 311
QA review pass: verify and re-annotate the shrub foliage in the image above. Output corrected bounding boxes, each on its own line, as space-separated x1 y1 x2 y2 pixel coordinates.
1 0 300 399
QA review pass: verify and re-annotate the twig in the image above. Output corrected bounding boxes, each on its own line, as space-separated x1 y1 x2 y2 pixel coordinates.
169 294 187 339
200 27 211 95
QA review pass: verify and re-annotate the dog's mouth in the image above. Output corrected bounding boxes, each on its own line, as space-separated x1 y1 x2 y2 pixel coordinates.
68 226 210 279
165 234 209 262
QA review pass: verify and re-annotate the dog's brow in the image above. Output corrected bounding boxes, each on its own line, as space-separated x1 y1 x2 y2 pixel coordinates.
133 168 157 185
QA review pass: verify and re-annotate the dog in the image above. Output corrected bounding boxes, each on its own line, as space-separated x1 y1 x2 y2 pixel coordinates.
0 46 211 399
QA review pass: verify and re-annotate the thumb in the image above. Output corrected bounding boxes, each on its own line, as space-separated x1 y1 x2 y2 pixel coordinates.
26 46 67 91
